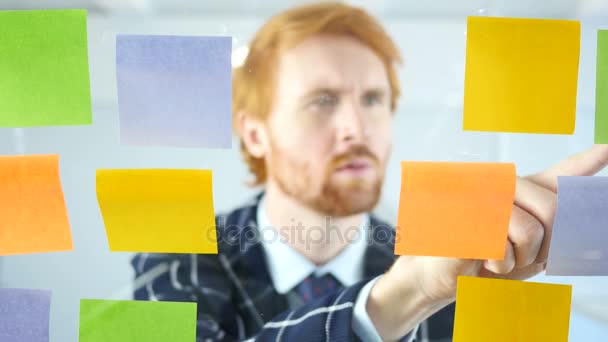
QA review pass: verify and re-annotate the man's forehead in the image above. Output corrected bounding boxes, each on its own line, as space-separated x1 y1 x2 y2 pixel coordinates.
277 35 390 92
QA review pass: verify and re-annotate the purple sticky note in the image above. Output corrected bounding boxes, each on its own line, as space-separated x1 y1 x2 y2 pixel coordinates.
116 35 232 148
547 176 608 275
0 288 51 342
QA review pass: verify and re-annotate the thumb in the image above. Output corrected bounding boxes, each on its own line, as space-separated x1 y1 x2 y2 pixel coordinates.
526 145 608 192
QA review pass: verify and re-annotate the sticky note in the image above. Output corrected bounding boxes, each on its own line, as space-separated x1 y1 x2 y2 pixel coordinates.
96 169 218 253
0 155 73 255
0 9 92 127
395 162 516 259
596 30 608 144
0 288 51 342
546 176 608 275
79 299 196 342
453 277 572 342
463 17 580 134
116 35 232 148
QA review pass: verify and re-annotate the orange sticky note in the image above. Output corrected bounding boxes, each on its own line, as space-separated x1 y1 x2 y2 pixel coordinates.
395 162 516 259
453 276 572 342
0 155 73 255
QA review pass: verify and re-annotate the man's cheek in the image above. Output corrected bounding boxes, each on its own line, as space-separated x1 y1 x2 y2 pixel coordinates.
379 136 393 158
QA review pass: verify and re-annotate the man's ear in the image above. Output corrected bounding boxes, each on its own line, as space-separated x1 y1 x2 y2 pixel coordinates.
237 110 268 158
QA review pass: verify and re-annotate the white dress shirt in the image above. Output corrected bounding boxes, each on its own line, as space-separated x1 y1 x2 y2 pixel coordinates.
256 195 417 342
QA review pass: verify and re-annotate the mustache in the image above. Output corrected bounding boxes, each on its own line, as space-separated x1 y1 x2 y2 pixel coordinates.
330 145 379 169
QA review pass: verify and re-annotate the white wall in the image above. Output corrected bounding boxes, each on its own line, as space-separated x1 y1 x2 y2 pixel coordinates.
1 11 607 341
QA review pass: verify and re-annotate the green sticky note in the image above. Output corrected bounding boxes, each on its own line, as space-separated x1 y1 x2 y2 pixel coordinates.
596 30 608 144
0 9 92 127
79 299 197 342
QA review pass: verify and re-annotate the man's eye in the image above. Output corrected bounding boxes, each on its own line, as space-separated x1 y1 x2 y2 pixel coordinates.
363 94 382 106
310 94 337 108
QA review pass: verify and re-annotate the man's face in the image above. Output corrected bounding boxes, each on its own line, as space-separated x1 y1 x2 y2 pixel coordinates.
264 34 394 217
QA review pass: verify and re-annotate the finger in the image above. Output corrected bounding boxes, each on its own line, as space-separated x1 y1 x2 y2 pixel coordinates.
527 145 608 192
484 240 515 274
479 262 546 281
508 205 545 268
513 177 557 263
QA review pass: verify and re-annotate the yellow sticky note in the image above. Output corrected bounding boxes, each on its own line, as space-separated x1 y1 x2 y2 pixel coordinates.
453 276 572 342
96 169 217 253
463 17 580 134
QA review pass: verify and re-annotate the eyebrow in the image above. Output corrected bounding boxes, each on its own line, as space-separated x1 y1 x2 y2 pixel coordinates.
301 87 388 100
302 87 344 99
362 88 387 98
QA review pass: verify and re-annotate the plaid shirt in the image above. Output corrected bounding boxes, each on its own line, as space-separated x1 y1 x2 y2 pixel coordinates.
132 193 455 341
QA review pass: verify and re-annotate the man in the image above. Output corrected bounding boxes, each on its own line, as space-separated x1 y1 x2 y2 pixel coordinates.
132 2 608 341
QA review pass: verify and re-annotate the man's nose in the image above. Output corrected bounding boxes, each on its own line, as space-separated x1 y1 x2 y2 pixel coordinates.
335 101 367 144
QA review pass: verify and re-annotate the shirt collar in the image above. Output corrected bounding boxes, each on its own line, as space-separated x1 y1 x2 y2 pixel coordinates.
256 194 369 294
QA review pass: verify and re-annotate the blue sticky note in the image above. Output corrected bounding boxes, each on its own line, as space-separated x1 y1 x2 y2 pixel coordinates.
0 288 51 342
547 176 608 275
116 35 232 148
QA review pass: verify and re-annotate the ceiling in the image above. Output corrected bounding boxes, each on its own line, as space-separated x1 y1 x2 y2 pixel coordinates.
1 0 607 18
